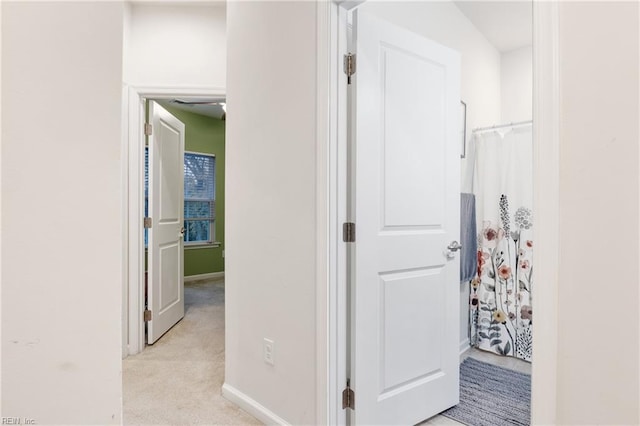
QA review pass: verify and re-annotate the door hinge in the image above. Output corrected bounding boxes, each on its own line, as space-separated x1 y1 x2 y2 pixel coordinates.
144 309 152 322
144 217 152 228
343 222 356 243
144 123 153 136
344 53 356 85
342 379 355 410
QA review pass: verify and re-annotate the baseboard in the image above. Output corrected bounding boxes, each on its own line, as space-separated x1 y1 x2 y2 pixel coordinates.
184 271 224 282
222 383 290 425
459 338 471 356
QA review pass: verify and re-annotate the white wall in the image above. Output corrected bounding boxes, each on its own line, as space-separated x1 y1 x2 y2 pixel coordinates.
1 2 124 424
124 3 226 88
224 2 319 424
556 2 639 424
361 1 501 351
501 46 532 123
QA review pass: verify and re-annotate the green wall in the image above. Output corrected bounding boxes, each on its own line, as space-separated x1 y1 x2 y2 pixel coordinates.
157 102 226 276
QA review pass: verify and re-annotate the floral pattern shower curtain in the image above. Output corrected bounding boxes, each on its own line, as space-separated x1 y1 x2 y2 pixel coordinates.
470 125 533 361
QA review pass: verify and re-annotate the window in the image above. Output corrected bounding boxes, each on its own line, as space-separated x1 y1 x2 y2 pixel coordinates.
144 150 216 246
183 152 216 244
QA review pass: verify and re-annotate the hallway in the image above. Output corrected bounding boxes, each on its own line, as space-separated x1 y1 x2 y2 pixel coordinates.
123 279 260 425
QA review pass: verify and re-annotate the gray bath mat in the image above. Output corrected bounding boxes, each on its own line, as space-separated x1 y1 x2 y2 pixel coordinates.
441 357 531 426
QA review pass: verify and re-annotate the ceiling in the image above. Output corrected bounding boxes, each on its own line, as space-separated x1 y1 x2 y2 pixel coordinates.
453 1 532 52
158 98 226 120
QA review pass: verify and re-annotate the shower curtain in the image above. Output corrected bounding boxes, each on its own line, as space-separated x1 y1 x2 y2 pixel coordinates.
470 124 533 362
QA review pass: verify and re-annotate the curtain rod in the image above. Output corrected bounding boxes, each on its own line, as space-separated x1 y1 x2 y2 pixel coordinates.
473 120 533 133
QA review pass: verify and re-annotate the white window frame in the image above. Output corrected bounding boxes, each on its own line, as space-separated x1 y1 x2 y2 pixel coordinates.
183 150 217 247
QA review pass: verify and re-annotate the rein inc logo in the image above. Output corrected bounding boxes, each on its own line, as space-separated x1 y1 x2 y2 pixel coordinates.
2 418 35 425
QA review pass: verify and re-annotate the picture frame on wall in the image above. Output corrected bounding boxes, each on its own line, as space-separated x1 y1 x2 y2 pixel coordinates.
460 100 467 158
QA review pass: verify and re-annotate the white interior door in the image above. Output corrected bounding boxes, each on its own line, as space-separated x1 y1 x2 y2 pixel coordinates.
350 10 461 425
147 101 185 344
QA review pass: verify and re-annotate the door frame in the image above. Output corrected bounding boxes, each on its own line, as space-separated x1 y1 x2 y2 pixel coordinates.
319 1 560 424
123 86 226 357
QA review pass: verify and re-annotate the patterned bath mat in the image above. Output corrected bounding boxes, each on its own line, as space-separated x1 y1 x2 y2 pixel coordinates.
441 357 531 426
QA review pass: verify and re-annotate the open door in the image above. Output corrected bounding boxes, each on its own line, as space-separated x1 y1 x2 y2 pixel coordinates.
349 10 461 425
147 101 186 344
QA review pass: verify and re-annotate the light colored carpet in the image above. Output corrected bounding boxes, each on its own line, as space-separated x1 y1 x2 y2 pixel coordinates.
123 279 261 426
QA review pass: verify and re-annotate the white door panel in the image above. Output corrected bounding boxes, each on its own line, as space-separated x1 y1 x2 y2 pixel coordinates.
148 101 185 344
382 46 446 228
351 10 460 425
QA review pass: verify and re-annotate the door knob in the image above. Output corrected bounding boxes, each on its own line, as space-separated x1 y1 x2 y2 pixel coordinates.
447 241 462 252
179 227 185 238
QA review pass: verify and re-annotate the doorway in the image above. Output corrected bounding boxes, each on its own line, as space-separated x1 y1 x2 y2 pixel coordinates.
143 97 226 345
338 3 544 424
124 89 226 356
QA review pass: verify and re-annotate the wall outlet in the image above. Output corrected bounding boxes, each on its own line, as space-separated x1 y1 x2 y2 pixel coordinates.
222 249 225 258
263 338 275 366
